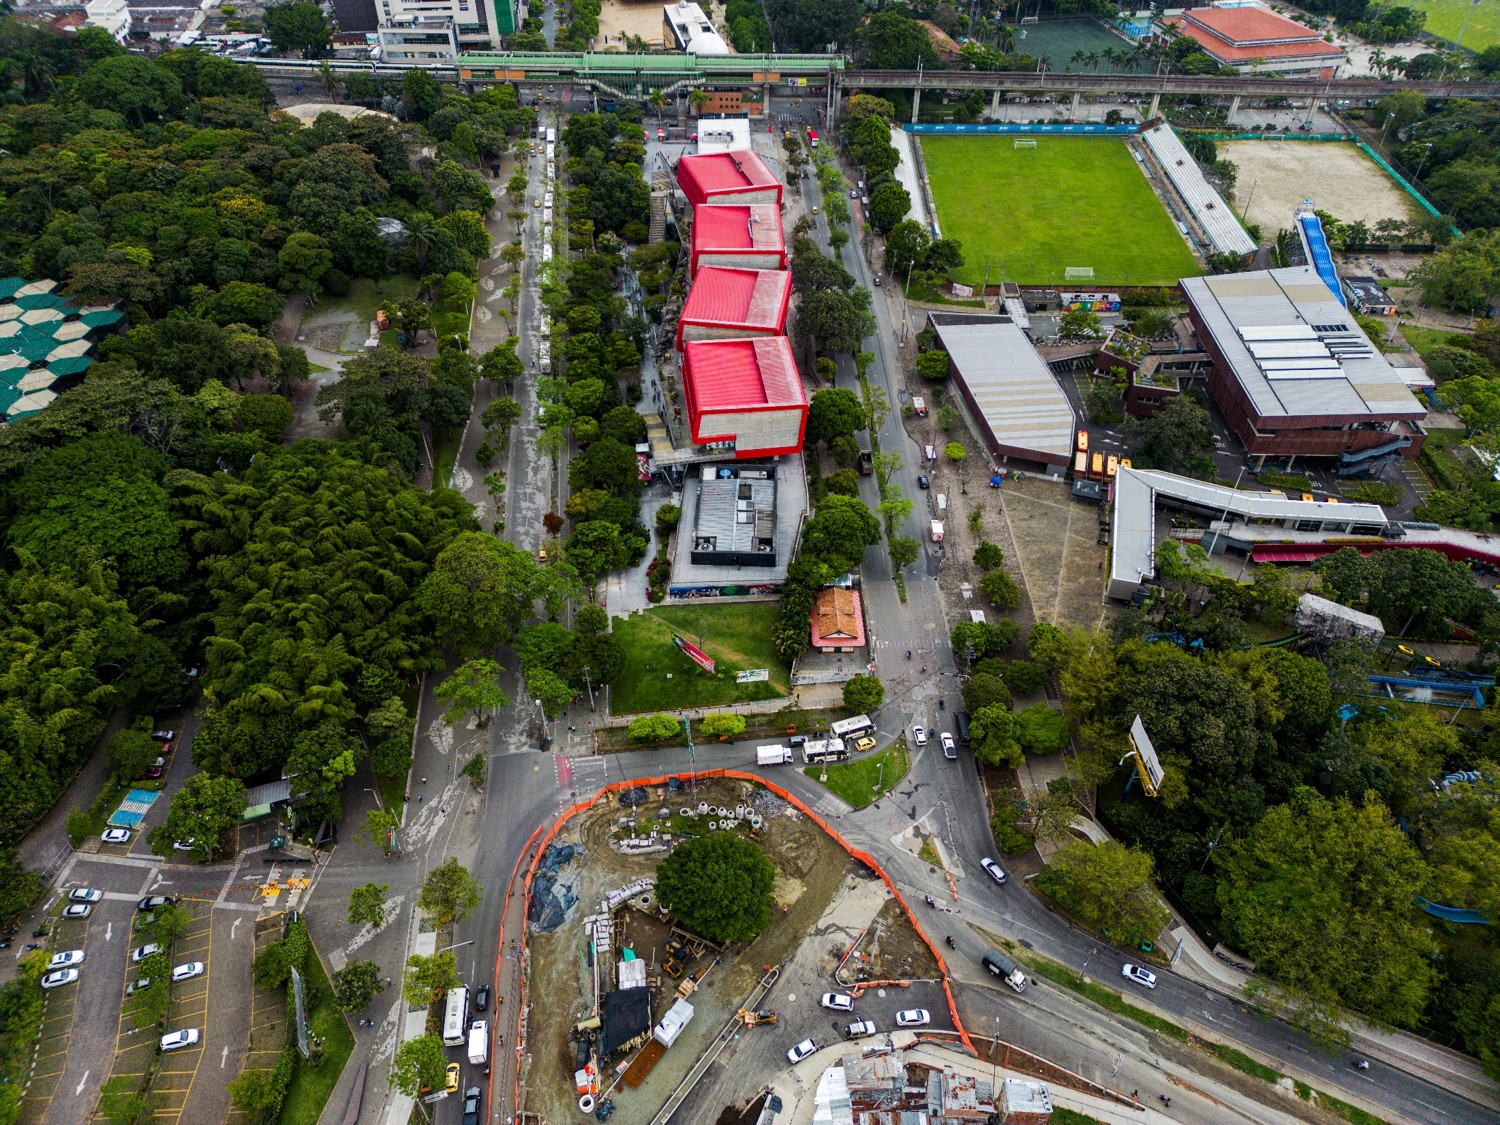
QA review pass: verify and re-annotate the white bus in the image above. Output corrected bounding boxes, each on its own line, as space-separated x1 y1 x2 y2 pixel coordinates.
442 986 470 1047
801 737 848 764
829 715 875 742
545 126 556 144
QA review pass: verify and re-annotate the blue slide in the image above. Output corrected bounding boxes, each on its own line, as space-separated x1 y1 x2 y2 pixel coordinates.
1297 211 1346 308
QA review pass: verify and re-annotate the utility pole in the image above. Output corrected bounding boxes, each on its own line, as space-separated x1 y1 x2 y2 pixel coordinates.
581 665 596 712
682 713 697 797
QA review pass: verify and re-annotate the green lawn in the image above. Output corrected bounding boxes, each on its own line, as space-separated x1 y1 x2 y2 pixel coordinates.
1410 0 1499 48
1398 323 1467 358
431 426 463 490
920 136 1203 286
277 945 354 1125
804 742 910 809
610 604 790 714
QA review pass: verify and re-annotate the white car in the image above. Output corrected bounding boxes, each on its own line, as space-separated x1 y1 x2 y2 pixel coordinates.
1121 964 1157 989
126 978 154 996
150 729 176 742
172 962 204 983
48 950 85 970
159 1029 200 1052
786 1038 817 1064
102 828 132 844
896 1008 931 1027
912 726 927 747
173 839 196 853
40 968 79 990
940 732 956 759
131 943 162 964
819 992 854 1012
980 857 1007 885
62 903 92 919
68 888 103 903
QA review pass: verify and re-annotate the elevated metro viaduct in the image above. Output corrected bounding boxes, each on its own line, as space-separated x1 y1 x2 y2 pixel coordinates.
244 54 1500 120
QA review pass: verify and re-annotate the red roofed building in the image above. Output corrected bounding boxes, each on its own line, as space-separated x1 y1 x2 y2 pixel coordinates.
675 266 792 350
688 203 787 277
681 336 807 458
676 150 783 208
810 587 866 651
1170 4 1343 77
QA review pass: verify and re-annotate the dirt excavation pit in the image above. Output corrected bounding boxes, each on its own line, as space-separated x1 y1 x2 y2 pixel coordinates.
1222 140 1417 232
520 778 860 1124
995 475 1111 630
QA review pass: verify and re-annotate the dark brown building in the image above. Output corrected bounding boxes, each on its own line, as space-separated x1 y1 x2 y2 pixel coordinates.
1181 268 1425 473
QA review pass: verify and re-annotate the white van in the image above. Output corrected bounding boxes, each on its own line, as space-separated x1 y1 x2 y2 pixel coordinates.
924 444 937 463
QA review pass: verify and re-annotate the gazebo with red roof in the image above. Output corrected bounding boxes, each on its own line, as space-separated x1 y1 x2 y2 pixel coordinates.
676 150 783 208
688 203 787 278
675 266 793 350
680 336 807 458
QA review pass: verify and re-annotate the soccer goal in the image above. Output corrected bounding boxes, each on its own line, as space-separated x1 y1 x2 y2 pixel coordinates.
1064 266 1095 282
1013 139 1038 150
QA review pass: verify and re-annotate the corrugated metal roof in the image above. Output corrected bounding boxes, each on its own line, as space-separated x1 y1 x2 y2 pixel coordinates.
682 336 804 411
676 150 779 206
930 316 1075 461
1141 126 1257 255
1183 267 1424 421
679 266 791 332
691 203 785 253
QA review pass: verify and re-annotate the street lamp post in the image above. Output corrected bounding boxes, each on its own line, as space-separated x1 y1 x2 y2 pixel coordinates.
363 787 383 811
535 699 550 744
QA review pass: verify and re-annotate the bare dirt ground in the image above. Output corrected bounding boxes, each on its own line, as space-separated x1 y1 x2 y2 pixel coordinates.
520 778 858 1125
1222 140 1416 232
996 476 1111 631
596 0 673 48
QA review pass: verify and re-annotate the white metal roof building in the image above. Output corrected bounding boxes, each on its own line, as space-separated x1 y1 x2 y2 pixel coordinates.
1182 267 1426 469
1140 125 1257 256
1106 465 1388 600
927 313 1076 470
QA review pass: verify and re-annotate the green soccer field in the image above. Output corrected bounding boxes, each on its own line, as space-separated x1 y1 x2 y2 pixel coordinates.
920 135 1204 287
1409 0 1498 49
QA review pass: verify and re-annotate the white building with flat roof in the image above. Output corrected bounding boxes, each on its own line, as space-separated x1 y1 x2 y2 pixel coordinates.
663 0 728 53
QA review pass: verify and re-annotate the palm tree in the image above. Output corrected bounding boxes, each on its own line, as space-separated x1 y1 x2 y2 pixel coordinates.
318 60 341 100
406 214 437 268
1085 50 1100 71
650 90 668 124
1070 49 1086 70
689 88 711 117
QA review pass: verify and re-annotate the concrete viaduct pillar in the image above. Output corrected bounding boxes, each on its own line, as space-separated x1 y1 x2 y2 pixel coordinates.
1070 91 1082 120
912 85 922 124
1148 92 1161 120
990 87 1002 120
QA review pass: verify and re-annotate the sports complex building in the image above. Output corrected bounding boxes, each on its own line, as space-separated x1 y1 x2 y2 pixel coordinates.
674 266 791 350
1182 266 1426 473
1165 3 1345 78
926 313 1076 472
687 203 787 277
675 149 782 208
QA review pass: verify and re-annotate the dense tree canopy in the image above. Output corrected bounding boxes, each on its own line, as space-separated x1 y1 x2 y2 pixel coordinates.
656 834 776 944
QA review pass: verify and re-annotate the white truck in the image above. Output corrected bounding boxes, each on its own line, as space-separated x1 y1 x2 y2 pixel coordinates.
756 745 793 766
982 948 1028 993
930 520 945 543
468 1020 489 1066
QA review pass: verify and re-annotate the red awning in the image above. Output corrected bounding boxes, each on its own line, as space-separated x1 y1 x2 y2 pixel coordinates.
1252 547 1328 563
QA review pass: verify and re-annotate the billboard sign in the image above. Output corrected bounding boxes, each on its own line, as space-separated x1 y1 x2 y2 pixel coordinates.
1127 715 1164 796
736 669 769 683
673 634 717 676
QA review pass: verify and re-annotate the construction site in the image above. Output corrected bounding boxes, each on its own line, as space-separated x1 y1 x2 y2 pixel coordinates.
517 776 950 1124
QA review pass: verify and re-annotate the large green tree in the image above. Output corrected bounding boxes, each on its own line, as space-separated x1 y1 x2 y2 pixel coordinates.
415 533 547 656
1036 839 1170 948
418 857 483 926
148 773 247 862
1215 788 1437 1029
656 834 776 944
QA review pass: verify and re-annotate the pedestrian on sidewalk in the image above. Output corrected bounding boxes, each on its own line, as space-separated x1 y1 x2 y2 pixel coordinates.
421 776 427 784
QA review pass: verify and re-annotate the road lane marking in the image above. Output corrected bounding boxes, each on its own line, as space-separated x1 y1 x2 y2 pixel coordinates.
74 1070 89 1096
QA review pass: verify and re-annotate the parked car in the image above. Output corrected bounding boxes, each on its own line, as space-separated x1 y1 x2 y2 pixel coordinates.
150 729 176 743
445 1062 461 1093
912 726 927 746
68 888 103 903
137 896 173 911
1121 964 1157 989
62 903 92 919
126 977 154 996
940 732 957 760
172 962 204 983
787 1038 817 1064
980 857 1007 885
917 474 929 490
48 950 85 970
173 839 196 853
41 969 79 990
474 985 490 1012
820 992 854 1012
461 1087 482 1125
145 758 165 779
159 1029 200 1052
102 828 132 845
896 1009 931 1027
131 943 162 964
